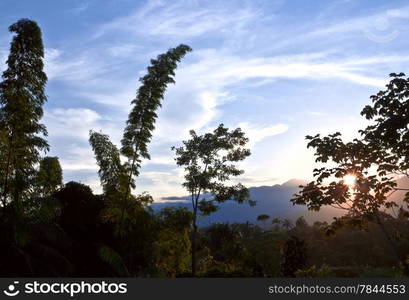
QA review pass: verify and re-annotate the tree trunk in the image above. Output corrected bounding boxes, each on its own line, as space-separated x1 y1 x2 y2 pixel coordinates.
191 196 198 277
119 149 138 233
1 136 13 207
191 178 204 277
191 222 197 277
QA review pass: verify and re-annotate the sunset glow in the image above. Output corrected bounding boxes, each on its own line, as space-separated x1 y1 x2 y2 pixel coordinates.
343 174 357 187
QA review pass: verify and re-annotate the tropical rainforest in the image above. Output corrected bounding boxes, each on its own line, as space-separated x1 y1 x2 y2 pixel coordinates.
0 19 408 277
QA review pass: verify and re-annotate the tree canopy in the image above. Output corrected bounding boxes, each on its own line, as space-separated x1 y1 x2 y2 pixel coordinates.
292 73 409 274
0 19 48 207
172 123 253 276
35 156 63 196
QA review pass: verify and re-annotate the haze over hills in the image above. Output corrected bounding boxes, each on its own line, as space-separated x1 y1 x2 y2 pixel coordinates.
150 177 409 226
151 179 309 226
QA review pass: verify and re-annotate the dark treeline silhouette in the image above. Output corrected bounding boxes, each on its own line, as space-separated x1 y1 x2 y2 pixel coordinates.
0 19 408 277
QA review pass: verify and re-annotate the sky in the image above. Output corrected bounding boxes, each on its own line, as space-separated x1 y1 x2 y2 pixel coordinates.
1 0 409 200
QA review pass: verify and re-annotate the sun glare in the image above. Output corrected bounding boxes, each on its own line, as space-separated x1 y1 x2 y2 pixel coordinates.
343 174 356 186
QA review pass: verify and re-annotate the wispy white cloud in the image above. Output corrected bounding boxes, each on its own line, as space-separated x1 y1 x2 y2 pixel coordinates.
60 145 98 171
95 0 257 39
44 108 102 139
387 6 409 18
44 108 123 174
237 122 289 148
150 49 405 147
306 111 327 117
137 169 185 196
106 44 145 58
199 51 407 88
306 5 409 44
69 1 92 15
44 48 92 82
40 41 409 197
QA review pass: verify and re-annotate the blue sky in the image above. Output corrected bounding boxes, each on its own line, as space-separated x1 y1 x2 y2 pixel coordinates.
1 0 409 199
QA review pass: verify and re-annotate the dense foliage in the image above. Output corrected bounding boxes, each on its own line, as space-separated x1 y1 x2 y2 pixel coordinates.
0 19 48 207
292 73 409 274
172 124 253 276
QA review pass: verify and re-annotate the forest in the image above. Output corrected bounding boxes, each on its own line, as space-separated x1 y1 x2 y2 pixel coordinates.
0 19 408 277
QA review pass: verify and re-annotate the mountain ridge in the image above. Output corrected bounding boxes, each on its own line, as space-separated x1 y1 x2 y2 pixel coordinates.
150 177 409 226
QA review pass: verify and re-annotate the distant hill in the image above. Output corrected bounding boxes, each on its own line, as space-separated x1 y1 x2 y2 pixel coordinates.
151 179 309 226
150 177 409 227
301 176 409 223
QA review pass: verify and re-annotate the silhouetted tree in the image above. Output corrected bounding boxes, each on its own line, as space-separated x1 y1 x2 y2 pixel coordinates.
257 214 269 228
120 45 192 210
360 73 409 179
151 207 192 277
89 131 126 194
282 218 293 230
257 214 269 222
0 19 48 207
89 131 132 235
89 45 191 233
280 236 307 277
271 218 293 231
172 124 253 276
35 157 62 196
47 181 134 276
292 73 409 274
295 216 308 228
0 19 51 277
